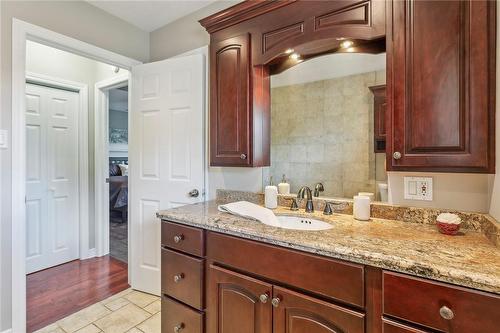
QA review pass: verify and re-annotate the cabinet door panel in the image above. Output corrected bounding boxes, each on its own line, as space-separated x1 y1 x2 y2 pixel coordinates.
210 34 251 166
207 265 272 333
388 0 495 172
273 286 365 333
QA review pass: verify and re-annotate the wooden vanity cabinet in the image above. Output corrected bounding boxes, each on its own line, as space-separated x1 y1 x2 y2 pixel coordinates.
161 220 500 333
386 0 496 173
207 265 365 333
207 265 273 333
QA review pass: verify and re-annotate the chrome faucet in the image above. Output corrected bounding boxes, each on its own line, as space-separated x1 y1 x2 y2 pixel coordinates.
297 186 314 213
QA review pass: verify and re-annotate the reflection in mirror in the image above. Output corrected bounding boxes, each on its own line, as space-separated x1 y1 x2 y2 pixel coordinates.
263 52 388 202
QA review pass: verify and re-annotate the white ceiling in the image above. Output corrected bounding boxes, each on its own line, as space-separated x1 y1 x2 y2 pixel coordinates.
87 0 219 32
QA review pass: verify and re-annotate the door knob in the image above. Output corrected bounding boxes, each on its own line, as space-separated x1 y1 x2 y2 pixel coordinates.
240 153 247 160
271 296 281 308
393 151 402 160
188 189 199 197
259 293 269 304
173 323 184 332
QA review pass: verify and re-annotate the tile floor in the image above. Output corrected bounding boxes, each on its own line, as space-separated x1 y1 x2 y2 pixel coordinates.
34 289 160 333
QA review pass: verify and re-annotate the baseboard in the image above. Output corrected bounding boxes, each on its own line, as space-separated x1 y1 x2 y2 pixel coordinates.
1 328 13 333
80 248 97 260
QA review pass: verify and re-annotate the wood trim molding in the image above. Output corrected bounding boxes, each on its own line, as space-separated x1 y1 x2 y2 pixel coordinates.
199 0 296 34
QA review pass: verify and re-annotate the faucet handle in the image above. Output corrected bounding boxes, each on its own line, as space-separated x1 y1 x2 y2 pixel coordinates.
323 202 333 215
314 183 324 197
290 198 299 211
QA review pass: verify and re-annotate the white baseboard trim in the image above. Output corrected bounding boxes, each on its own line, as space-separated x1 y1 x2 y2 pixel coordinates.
81 248 97 260
1 328 13 333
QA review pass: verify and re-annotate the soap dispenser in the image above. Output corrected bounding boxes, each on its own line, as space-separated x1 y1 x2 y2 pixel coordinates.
278 174 290 195
265 177 278 209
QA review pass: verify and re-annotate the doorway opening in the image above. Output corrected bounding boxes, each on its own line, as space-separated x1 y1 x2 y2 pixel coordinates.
23 39 131 333
108 85 129 264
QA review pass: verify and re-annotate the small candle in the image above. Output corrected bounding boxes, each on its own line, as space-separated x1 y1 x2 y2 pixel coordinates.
353 195 371 221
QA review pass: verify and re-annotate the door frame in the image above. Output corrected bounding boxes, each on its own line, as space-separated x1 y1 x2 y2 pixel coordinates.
26 71 92 262
11 19 141 332
94 74 130 262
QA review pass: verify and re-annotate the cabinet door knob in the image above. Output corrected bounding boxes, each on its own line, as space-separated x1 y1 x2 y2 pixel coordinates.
173 273 184 283
174 323 184 332
393 151 402 160
259 293 269 303
439 306 454 320
271 297 281 308
173 234 184 243
240 153 247 160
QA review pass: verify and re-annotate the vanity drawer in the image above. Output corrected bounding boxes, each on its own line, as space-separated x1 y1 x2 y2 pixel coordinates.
162 221 205 257
162 296 203 333
161 248 204 309
383 271 500 332
207 231 365 308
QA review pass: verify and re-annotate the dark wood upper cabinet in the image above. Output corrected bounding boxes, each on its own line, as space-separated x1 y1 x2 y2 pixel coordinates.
387 0 496 173
207 264 272 333
210 34 253 166
370 85 387 153
201 0 495 172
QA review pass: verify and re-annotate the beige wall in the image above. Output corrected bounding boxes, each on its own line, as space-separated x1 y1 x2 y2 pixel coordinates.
0 2 148 330
150 1 237 61
268 71 386 198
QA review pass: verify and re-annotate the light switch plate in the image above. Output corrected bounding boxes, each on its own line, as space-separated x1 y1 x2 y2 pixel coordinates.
0 130 8 149
404 177 433 201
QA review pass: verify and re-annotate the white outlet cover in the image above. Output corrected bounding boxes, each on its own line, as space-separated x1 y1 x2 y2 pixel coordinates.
404 177 433 201
0 130 8 149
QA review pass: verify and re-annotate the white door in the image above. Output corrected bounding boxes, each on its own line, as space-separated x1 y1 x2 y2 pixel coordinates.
130 54 205 294
25 83 80 274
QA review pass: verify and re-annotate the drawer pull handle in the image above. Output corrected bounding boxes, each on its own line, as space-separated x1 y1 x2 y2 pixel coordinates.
393 151 402 160
259 293 269 304
173 273 184 283
174 323 184 332
173 234 184 243
240 153 247 160
271 297 281 308
439 306 454 320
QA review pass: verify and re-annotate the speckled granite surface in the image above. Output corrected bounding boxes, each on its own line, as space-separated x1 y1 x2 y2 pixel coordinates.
157 200 500 295
216 190 500 238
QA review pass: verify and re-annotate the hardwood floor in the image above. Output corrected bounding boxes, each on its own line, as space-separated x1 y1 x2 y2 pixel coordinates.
27 255 129 333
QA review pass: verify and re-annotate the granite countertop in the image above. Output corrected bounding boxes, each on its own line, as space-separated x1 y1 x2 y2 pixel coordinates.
157 200 500 295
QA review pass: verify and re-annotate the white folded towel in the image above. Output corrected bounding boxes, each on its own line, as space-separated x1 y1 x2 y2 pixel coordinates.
218 201 280 227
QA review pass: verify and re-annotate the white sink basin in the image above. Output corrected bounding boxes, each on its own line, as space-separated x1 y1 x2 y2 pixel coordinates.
275 215 333 231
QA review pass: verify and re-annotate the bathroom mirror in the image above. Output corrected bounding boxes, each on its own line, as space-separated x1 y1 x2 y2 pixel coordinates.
263 52 388 202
